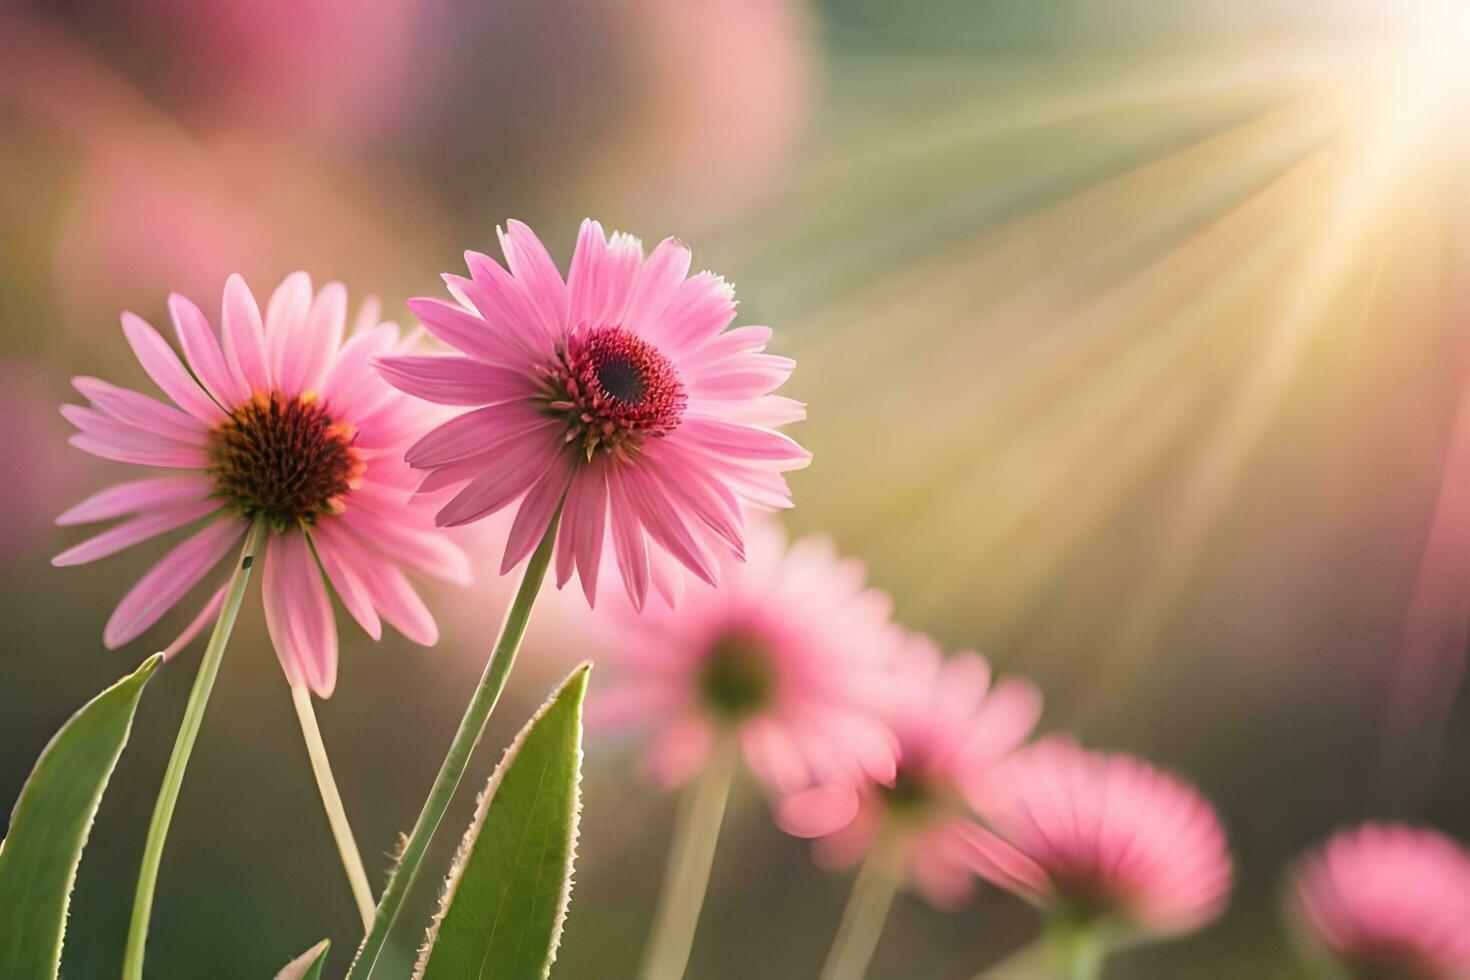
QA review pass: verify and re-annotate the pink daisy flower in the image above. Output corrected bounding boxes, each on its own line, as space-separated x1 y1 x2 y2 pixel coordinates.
592 520 901 797
967 737 1232 937
776 635 1042 909
1291 824 1470 979
377 218 810 610
55 273 469 697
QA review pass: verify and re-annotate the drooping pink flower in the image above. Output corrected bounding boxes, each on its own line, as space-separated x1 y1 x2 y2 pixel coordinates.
967 737 1232 937
55 273 469 697
776 634 1042 909
1291 824 1470 979
377 219 810 610
591 520 900 797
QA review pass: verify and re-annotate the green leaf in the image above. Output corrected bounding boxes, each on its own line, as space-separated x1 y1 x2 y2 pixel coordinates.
416 662 590 980
275 939 331 980
0 653 163 980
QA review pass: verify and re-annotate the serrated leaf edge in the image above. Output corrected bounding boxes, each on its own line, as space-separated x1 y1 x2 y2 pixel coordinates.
0 652 161 979
412 661 590 980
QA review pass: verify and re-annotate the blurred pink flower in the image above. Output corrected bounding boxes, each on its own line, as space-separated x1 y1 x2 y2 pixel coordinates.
54 273 468 696
0 361 89 566
967 737 1232 937
586 0 816 221
1292 824 1470 979
776 635 1042 909
120 0 434 141
379 218 809 610
591 520 901 796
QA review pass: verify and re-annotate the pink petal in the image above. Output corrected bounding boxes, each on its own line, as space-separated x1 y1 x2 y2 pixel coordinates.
53 499 221 566
623 237 691 340
337 507 473 585
169 293 248 408
498 219 569 334
567 219 641 330
57 475 214 526
500 457 571 572
375 355 536 406
776 785 861 838
264 272 314 397
454 260 554 361
119 312 225 424
308 521 382 640
221 273 270 393
620 465 717 586
104 518 244 648
405 296 532 368
433 432 564 527
355 559 438 645
405 403 554 468
299 281 347 395
607 477 650 610
72 377 210 445
161 580 229 660
679 416 812 469
262 532 338 697
556 461 608 605
658 272 737 357
69 433 210 470
320 323 398 414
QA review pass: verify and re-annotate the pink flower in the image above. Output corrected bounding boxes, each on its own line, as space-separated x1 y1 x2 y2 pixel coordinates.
776 635 1042 909
55 273 469 697
1292 824 1470 979
591 521 900 796
967 737 1232 937
377 219 810 610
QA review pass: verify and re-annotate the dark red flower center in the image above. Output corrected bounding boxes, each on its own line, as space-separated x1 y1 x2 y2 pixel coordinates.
209 392 362 531
544 327 686 460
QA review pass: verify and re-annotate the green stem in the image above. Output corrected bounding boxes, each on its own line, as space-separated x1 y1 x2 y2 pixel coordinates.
636 739 739 980
347 508 562 980
818 846 900 980
122 520 266 980
290 683 376 931
1055 922 1105 980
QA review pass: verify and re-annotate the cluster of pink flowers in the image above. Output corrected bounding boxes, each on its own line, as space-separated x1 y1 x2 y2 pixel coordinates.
595 516 1238 942
51 217 1470 975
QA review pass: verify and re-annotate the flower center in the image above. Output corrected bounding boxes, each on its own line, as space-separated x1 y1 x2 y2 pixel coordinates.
209 392 362 531
697 627 775 722
544 326 686 460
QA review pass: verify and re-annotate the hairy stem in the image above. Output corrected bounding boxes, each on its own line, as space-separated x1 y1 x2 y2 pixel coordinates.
347 508 562 979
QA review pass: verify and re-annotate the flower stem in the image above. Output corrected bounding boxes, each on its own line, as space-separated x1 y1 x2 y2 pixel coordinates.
347 507 562 980
122 520 266 980
1062 930 1104 980
819 846 900 980
290 682 376 931
637 739 739 980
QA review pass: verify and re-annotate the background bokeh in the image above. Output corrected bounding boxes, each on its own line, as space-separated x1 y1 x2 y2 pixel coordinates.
3 0 1470 976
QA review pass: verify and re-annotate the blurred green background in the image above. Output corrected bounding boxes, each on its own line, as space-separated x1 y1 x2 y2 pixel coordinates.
3 0 1469 976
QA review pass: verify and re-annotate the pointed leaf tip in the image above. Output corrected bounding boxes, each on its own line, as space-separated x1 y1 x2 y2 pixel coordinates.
414 662 591 980
275 939 331 980
0 655 162 979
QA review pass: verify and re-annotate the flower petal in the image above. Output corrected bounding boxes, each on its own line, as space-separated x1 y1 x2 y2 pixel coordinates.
104 518 244 648
262 531 338 697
